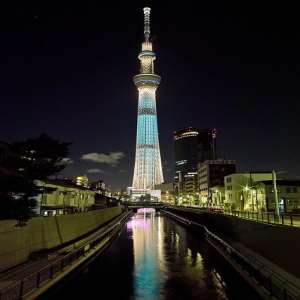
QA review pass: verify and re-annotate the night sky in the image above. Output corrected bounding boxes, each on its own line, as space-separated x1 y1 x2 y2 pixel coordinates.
1 1 300 189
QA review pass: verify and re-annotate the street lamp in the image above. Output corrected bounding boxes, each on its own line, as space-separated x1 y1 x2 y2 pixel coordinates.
243 185 258 212
242 185 250 211
243 185 250 192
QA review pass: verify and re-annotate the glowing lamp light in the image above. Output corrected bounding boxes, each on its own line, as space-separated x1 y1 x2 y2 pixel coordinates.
243 185 250 192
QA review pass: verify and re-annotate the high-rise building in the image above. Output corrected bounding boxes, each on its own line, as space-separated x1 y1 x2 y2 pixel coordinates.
198 128 217 162
198 159 236 205
132 7 164 191
173 128 217 195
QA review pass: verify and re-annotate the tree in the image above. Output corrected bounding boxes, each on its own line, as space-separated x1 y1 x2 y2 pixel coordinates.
0 134 71 224
4 134 71 180
140 194 151 202
145 193 151 202
0 167 39 223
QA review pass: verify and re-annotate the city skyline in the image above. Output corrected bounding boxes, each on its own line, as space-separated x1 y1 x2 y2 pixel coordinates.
1 3 300 299
0 2 300 188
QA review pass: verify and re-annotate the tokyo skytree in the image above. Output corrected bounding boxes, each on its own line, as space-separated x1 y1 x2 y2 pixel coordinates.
132 7 164 190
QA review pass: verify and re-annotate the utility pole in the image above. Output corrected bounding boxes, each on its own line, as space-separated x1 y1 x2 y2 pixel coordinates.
272 170 280 219
250 172 254 212
255 187 258 212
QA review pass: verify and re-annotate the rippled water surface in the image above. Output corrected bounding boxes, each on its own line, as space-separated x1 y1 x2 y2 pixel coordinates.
51 210 259 300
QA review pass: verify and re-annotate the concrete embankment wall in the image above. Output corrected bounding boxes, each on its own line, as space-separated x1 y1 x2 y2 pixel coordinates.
0 207 122 271
168 207 300 278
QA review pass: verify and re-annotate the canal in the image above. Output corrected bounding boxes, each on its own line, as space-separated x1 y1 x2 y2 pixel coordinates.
48 209 260 300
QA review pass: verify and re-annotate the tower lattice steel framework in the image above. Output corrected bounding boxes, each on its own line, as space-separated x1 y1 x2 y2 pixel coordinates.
132 7 164 190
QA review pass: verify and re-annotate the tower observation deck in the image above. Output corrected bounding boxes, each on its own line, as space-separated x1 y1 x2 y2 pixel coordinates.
132 7 164 190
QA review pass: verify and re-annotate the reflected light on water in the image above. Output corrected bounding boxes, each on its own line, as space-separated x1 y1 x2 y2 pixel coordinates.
130 210 162 300
52 211 259 300
137 208 156 213
126 217 151 230
127 211 229 300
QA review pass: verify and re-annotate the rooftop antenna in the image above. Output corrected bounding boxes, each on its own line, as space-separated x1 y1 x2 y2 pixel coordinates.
143 7 151 42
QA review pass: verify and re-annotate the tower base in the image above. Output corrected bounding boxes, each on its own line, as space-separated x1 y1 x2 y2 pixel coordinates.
127 187 161 201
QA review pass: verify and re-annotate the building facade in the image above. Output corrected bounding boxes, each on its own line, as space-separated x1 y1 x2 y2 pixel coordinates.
75 175 89 188
224 172 273 211
90 180 106 195
35 180 95 216
198 160 236 205
132 7 164 191
254 180 300 213
155 182 175 203
211 186 225 208
174 128 217 196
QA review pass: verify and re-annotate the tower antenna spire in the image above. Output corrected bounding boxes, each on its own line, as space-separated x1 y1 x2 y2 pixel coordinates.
143 7 151 42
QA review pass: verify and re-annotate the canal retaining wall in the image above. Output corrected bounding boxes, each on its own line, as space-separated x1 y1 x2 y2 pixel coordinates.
167 207 300 278
0 207 122 271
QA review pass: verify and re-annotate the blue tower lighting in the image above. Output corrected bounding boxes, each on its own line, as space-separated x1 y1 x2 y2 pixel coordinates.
132 7 164 190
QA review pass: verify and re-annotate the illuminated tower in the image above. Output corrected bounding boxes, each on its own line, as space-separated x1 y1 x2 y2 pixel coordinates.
132 7 164 190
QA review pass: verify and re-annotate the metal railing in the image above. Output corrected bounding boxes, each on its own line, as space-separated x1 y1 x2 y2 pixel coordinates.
0 212 130 300
206 229 300 300
227 210 300 227
162 209 300 300
176 205 300 227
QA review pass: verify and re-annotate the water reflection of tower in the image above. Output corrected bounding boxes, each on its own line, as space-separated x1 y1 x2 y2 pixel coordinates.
127 209 165 298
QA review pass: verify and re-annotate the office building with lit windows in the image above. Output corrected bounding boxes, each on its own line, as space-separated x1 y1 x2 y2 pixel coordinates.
173 127 217 196
198 159 236 205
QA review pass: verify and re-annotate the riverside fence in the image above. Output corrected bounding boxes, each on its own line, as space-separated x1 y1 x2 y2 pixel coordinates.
0 212 131 300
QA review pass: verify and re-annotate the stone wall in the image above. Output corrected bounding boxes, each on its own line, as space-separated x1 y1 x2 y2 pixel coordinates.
168 207 300 278
0 207 122 271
